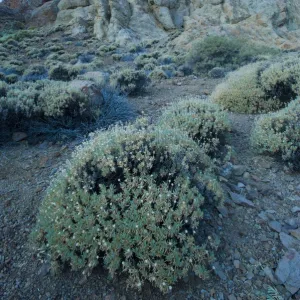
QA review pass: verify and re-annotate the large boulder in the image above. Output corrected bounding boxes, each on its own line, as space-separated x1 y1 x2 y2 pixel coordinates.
27 0 59 27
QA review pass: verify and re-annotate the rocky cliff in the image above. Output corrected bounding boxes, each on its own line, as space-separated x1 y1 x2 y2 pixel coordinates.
53 0 300 48
2 0 300 49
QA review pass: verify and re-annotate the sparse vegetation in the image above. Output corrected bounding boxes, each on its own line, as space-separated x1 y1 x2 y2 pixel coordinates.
251 98 300 171
212 55 300 113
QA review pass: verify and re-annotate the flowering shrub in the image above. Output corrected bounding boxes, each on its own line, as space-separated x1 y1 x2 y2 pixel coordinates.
251 98 300 171
0 80 96 124
110 68 149 95
32 123 224 292
158 99 230 156
49 64 79 81
212 55 300 113
187 36 279 74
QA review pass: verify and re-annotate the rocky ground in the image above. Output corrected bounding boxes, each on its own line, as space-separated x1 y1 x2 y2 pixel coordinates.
1 76 300 300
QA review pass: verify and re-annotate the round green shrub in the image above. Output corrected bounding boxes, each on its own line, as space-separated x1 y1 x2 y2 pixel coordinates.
49 64 79 81
5 74 18 84
149 68 167 80
134 54 158 69
110 69 149 95
251 98 300 171
0 80 98 123
32 123 223 293
212 55 300 113
187 36 279 74
158 99 230 156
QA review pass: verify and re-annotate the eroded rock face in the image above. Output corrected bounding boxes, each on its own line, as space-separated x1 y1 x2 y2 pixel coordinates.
51 0 300 48
3 0 300 49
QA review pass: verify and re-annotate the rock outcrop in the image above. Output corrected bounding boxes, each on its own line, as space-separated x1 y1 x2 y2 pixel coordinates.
3 0 300 49
52 0 300 48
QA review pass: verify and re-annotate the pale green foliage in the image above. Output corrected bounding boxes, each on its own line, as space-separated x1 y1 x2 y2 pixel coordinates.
187 36 279 74
0 81 7 97
158 99 230 156
251 98 300 170
267 286 283 300
110 69 149 95
212 55 300 113
135 55 158 69
149 68 168 80
0 80 98 122
49 64 79 81
32 123 224 293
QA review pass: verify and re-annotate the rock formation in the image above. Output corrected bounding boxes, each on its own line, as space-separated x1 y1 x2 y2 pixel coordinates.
52 0 300 48
2 0 300 49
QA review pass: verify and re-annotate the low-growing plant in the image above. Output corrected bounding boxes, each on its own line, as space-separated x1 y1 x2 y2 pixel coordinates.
22 65 48 82
0 81 7 97
158 98 230 156
187 36 280 74
31 123 223 293
0 80 99 125
251 98 300 171
0 29 37 43
212 55 300 113
135 54 158 69
49 64 79 81
5 74 18 84
110 68 149 95
149 68 168 80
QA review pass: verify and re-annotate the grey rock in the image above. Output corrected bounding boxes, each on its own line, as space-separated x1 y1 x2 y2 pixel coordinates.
268 220 282 233
12 132 28 142
280 232 300 250
285 218 300 228
232 165 247 176
208 67 226 78
212 262 227 280
237 182 246 188
217 206 229 217
249 257 256 264
38 262 50 277
220 162 233 178
292 206 300 213
275 249 300 295
229 192 255 208
290 229 300 240
233 260 240 269
258 211 269 222
263 266 279 284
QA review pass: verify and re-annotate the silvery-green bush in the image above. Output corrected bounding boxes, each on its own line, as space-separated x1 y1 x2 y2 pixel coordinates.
32 123 223 293
212 55 300 113
251 98 300 171
158 98 230 156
